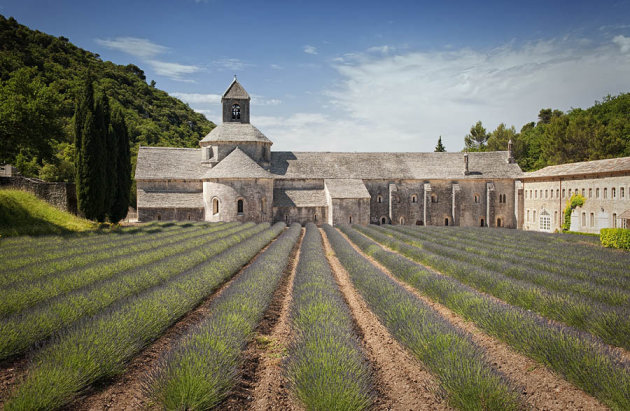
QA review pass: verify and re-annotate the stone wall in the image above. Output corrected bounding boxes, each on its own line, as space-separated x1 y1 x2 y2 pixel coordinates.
272 206 328 225
138 207 204 222
331 198 370 225
0 176 77 214
522 174 630 233
203 178 273 223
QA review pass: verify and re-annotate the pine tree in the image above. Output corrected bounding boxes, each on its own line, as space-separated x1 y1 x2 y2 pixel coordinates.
108 107 131 223
434 136 446 152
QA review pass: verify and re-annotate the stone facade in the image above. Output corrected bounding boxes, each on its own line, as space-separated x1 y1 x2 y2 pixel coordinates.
520 159 630 233
135 78 529 227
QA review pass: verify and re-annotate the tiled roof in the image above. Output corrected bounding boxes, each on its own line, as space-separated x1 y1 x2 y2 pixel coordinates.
325 179 370 198
135 147 206 181
204 148 273 179
137 189 203 208
269 151 522 179
273 189 327 207
223 79 250 100
200 123 272 144
524 156 630 179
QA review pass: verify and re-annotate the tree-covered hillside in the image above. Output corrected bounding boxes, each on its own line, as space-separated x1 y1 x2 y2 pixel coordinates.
462 93 630 171
0 15 215 190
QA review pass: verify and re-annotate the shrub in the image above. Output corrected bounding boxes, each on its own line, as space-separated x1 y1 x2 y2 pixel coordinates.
601 228 630 250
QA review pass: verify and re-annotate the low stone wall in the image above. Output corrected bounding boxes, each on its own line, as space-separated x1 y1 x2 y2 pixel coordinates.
138 207 204 222
0 176 77 214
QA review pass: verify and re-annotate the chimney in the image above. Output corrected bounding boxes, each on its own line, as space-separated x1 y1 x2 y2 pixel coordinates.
507 139 515 163
463 153 470 175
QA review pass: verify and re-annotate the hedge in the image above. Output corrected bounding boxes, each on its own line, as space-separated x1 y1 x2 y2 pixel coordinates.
600 228 630 250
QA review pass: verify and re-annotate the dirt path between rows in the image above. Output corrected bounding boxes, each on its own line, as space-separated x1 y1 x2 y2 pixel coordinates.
0 357 30 406
68 238 278 411
321 229 451 411
222 229 304 411
339 228 607 410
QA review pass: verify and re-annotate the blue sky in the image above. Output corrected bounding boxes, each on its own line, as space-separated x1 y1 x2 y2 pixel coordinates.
2 0 630 152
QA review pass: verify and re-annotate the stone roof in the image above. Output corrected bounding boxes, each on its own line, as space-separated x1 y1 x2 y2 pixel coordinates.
325 179 370 198
137 189 203 208
200 123 272 144
273 189 327 207
204 147 273 179
269 151 522 180
523 156 630 179
619 209 630 220
135 147 206 181
223 79 250 100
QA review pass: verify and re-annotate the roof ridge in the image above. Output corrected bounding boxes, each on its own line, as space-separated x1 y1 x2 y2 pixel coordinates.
139 146 199 151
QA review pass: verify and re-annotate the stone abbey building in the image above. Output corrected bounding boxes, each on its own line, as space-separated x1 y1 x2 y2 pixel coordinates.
136 79 526 227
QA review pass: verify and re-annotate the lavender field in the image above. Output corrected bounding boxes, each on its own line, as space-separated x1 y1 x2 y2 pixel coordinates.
0 222 628 410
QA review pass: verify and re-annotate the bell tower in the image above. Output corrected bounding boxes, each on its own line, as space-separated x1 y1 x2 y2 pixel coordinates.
222 76 250 124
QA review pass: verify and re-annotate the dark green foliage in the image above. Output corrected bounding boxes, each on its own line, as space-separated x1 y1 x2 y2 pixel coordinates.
0 15 215 189
600 228 630 250
464 94 630 171
434 136 446 152
108 107 131 223
75 76 107 221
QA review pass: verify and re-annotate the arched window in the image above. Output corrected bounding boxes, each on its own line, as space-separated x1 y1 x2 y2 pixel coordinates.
212 198 219 215
157 214 161 221
431 193 438 203
231 104 240 120
399 216 405 225
444 217 449 226
314 213 317 222
474 194 480 203
411 195 417 203
590 213 594 227
612 187 616 198
349 216 353 224
496 217 502 227
380 216 387 225
613 213 617 228
604 188 608 199
582 212 586 227
261 198 266 213
621 187 625 198
237 199 244 214
416 220 423 226
377 195 383 203
187 214 191 221
480 218 485 227
533 210 537 221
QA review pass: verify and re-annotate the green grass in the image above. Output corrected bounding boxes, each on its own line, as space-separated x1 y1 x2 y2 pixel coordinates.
0 189 95 237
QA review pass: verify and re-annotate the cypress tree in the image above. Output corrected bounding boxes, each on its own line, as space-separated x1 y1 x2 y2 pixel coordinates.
434 136 446 152
108 107 131 223
74 76 108 222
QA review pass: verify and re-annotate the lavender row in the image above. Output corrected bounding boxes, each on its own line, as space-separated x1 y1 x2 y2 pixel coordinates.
356 224 630 351
0 223 266 361
287 223 373 410
146 223 301 409
387 226 630 307
0 223 243 316
324 225 522 410
341 225 630 410
3 223 286 410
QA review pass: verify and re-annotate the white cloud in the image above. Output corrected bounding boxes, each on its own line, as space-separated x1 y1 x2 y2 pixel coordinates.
147 60 201 81
613 35 630 53
213 58 252 71
251 94 282 106
270 64 284 70
95 37 168 58
303 45 318 55
170 92 221 104
253 37 630 152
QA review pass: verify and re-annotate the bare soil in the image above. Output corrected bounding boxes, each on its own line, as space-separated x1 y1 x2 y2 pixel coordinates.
321 229 451 411
68 239 277 411
339 229 607 410
0 357 30 406
222 229 304 411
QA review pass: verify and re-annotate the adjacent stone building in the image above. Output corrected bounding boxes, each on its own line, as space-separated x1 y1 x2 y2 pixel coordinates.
520 157 630 233
134 78 523 227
